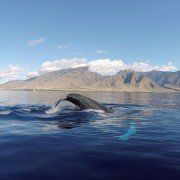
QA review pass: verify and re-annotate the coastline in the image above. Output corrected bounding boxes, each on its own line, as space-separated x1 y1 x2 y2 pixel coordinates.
0 88 178 93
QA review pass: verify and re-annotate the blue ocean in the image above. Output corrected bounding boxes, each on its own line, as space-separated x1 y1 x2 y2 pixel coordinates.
0 90 179 180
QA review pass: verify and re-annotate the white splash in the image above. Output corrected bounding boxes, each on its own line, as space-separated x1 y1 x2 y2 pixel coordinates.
82 109 105 114
45 105 62 114
0 110 12 115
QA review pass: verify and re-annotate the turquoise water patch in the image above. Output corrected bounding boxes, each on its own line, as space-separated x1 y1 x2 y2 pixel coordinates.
119 122 136 141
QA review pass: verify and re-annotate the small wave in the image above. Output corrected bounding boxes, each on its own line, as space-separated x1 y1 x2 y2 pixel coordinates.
45 105 63 114
82 109 105 114
22 108 31 112
0 110 12 115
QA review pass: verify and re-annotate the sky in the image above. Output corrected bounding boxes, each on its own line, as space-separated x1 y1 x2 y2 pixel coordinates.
0 0 180 82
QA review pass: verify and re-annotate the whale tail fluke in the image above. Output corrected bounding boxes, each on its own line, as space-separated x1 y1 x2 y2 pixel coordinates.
51 93 114 113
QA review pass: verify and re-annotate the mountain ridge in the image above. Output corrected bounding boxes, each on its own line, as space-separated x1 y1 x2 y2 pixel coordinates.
0 68 179 92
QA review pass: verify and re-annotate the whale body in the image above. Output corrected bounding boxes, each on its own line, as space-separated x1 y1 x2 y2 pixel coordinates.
54 93 113 113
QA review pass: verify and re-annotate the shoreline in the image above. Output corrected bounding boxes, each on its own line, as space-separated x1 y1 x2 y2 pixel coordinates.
0 88 179 93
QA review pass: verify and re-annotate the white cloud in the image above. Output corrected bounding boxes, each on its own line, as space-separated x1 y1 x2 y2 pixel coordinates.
58 43 72 49
7 65 24 77
0 70 4 79
39 58 87 74
0 65 25 83
27 37 45 46
27 71 39 78
36 58 178 76
87 59 127 75
95 50 107 54
131 62 154 72
156 62 177 71
131 62 177 72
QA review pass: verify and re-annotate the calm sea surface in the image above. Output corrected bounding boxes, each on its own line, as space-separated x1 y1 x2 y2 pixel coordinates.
0 90 179 180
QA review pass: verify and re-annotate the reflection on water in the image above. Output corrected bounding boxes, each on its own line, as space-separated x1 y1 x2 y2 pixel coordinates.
119 122 136 141
0 90 179 179
0 103 152 134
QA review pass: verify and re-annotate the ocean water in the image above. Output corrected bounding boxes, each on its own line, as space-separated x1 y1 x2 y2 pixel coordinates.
0 90 179 180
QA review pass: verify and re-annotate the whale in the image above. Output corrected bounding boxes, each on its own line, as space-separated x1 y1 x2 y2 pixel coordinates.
54 93 114 113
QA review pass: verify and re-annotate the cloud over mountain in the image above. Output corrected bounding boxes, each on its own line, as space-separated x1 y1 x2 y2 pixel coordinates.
0 65 25 82
39 58 87 74
36 58 177 76
0 58 178 82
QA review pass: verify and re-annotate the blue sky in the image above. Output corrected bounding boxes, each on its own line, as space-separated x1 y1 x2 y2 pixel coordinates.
0 0 179 81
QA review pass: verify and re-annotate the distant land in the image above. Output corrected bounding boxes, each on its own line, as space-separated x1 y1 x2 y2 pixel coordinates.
0 67 179 92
